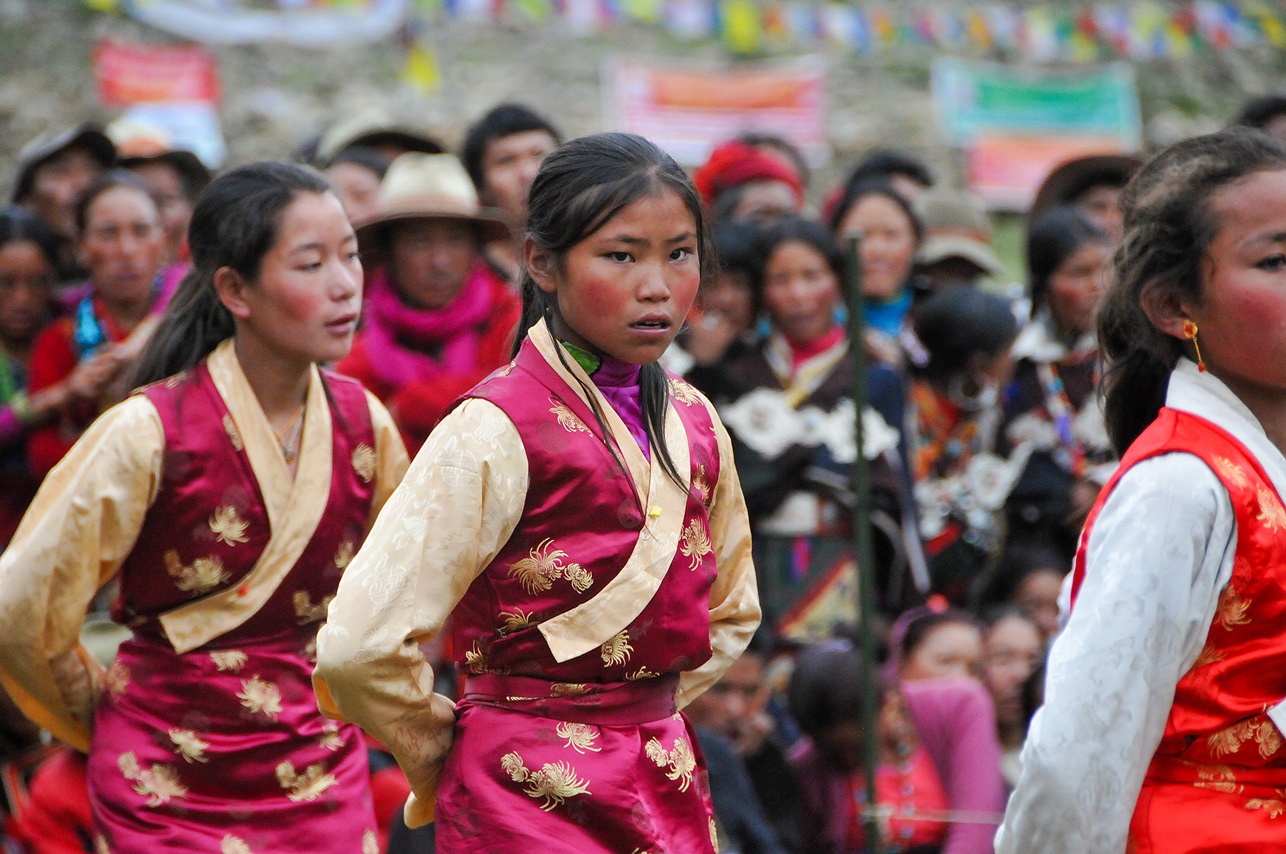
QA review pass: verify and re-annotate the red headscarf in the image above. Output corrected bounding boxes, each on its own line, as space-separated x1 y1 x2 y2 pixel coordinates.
692 140 804 207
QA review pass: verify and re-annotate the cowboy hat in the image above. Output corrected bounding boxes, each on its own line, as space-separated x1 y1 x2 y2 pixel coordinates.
316 108 445 166
914 187 1006 278
353 153 513 246
11 124 116 203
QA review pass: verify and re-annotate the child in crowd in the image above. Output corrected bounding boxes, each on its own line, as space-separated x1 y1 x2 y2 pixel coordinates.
0 162 407 851
314 132 760 851
999 128 1286 851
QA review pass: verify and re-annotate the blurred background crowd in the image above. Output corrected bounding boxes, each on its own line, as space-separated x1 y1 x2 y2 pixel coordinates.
6 1 1286 852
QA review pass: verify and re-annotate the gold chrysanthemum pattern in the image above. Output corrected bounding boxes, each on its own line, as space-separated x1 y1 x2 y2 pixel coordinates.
276 760 338 801
509 538 594 595
352 444 377 483
669 380 700 406
362 830 378 854
680 519 713 571
318 721 345 752
1213 456 1251 489
293 591 332 625
208 505 249 546
1257 486 1286 532
556 722 602 754
550 682 587 697
645 736 696 792
691 465 711 504
237 675 283 720
626 666 659 681
600 630 633 666
164 550 230 596
550 399 590 434
500 751 590 811
1217 585 1252 630
221 835 253 854
168 728 210 763
499 609 536 632
119 752 188 807
1192 763 1242 795
1208 718 1283 759
334 541 355 570
222 415 244 451
210 650 248 672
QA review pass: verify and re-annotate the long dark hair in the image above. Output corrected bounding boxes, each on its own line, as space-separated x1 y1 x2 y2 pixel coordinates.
515 132 711 486
131 162 332 387
1099 128 1286 453
1025 205 1108 312
0 207 59 267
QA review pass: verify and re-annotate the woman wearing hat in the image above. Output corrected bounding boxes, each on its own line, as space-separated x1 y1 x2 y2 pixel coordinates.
336 153 521 454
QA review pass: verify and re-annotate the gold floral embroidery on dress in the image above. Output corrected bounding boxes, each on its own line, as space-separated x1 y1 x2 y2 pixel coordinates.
168 728 210 763
645 736 696 792
293 591 333 625
464 640 491 675
1216 584 1252 630
557 722 602 754
1213 456 1251 490
362 830 379 854
95 835 109 854
1209 720 1258 757
691 465 711 505
669 379 700 406
509 538 594 595
1257 485 1286 532
550 683 587 698
710 817 719 851
601 630 633 666
1246 797 1286 818
103 660 131 696
499 608 536 632
210 650 248 672
164 550 231 596
318 721 345 752
1192 763 1241 794
237 675 283 721
626 667 659 681
222 414 244 451
1192 643 1226 669
276 760 338 801
334 541 355 570
680 519 713 571
500 751 591 811
221 835 253 854
352 444 377 484
208 506 250 546
549 399 590 434
118 752 188 807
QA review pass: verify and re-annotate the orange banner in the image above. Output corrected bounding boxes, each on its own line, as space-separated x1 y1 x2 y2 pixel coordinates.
94 40 220 106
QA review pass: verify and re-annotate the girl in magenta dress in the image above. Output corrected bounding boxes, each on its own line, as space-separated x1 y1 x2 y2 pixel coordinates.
0 162 408 852
315 132 761 852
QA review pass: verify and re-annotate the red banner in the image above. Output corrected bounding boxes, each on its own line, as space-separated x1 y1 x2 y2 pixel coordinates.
94 40 221 106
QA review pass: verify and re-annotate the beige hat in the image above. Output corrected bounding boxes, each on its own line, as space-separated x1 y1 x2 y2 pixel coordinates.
353 153 513 247
107 117 211 195
316 107 445 166
914 187 1006 278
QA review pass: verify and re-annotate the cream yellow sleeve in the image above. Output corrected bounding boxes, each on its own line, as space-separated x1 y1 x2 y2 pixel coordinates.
0 396 162 752
677 402 761 709
314 397 528 827
364 389 410 526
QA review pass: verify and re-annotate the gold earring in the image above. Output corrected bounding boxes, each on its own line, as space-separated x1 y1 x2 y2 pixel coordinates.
1183 319 1206 373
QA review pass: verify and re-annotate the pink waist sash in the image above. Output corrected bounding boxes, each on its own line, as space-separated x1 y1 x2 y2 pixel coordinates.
464 673 679 726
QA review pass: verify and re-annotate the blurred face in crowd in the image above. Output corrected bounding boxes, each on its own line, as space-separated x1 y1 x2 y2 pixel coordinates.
1047 239 1110 342
388 219 481 311
685 653 769 746
900 620 983 682
838 193 917 302
730 180 799 225
0 239 54 348
1012 568 1065 638
1073 183 1125 245
983 614 1044 733
481 129 558 226
127 160 194 266
223 191 362 369
80 186 165 311
761 239 839 346
700 267 756 336
25 145 106 240
816 689 914 774
326 160 384 224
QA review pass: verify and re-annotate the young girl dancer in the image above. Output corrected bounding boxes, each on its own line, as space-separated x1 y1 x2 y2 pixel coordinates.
998 128 1286 852
0 162 408 852
315 132 760 852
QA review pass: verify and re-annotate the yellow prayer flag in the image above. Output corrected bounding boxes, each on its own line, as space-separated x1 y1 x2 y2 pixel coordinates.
401 43 441 93
721 0 763 54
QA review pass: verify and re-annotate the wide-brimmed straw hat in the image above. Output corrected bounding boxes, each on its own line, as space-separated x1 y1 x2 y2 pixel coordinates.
353 153 513 247
915 187 1006 278
107 117 212 195
11 123 116 203
1029 153 1142 221
316 108 446 166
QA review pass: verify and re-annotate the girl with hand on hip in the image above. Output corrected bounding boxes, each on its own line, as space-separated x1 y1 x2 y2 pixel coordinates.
315 132 760 853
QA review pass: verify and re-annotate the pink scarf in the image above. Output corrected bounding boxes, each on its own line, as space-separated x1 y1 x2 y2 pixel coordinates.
361 265 494 388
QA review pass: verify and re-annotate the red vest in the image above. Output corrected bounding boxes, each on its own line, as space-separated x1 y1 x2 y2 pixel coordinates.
451 338 722 684
117 363 375 648
1073 408 1286 851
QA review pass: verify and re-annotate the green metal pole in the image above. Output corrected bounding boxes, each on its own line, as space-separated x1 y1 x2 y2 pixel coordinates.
844 233 884 854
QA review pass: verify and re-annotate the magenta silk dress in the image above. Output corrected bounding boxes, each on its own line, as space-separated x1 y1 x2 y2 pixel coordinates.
434 340 729 852
89 364 381 853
